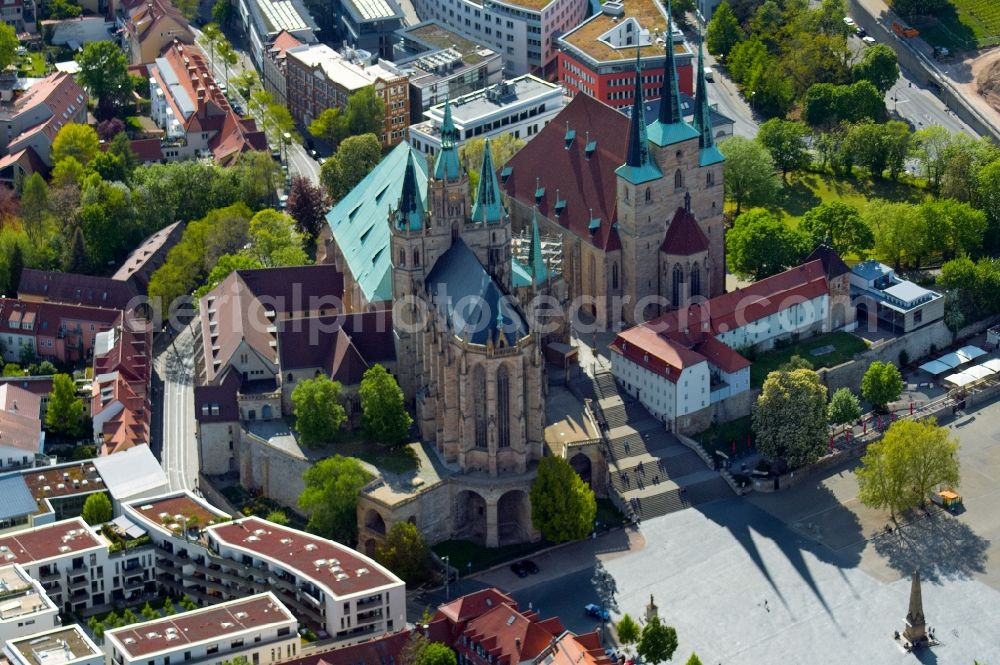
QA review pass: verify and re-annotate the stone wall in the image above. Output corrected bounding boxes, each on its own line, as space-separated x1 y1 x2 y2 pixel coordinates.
239 431 310 512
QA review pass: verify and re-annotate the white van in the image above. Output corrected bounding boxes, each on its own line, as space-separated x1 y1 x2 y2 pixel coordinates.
703 66 714 81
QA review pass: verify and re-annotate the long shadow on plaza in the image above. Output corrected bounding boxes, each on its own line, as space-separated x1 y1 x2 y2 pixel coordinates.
872 510 989 584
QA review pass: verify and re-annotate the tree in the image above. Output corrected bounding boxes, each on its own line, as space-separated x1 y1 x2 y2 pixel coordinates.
865 199 924 269
212 0 233 26
842 80 887 124
19 173 50 243
309 107 344 144
374 521 430 583
285 177 328 239
852 44 899 94
217 40 237 90
844 121 910 179
857 418 959 519
921 198 987 259
616 614 640 651
342 86 386 140
247 209 309 267
141 602 159 621
530 456 596 542
726 209 809 280
201 23 222 70
162 598 175 615
359 364 412 446
706 1 743 60
108 132 138 182
321 133 383 203
265 510 289 526
8 242 23 294
757 119 810 181
0 23 17 72
415 644 457 665
753 368 828 468
719 136 780 215
298 455 371 542
684 655 704 665
800 201 873 257
88 615 104 639
64 226 88 273
81 493 112 525
2 363 23 377
76 42 131 115
913 126 958 192
48 0 82 18
193 253 263 300
291 375 347 445
46 373 85 438
828 387 862 433
51 124 100 167
459 134 525 195
637 616 678 665
861 361 903 412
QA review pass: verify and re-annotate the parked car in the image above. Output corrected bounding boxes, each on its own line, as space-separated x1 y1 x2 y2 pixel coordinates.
702 66 714 81
584 603 610 621
862 36 877 45
521 559 539 575
843 16 855 27
856 27 867 38
510 561 529 578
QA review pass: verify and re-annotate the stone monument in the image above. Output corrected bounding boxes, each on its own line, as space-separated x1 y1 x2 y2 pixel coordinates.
900 569 934 650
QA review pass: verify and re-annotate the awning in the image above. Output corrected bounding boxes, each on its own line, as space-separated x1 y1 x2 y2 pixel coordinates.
919 359 952 376
956 345 987 363
943 372 979 388
110 514 148 539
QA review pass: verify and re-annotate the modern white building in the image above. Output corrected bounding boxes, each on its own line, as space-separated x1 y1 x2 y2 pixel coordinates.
5 625 104 665
105 593 299 665
91 446 169 515
850 260 944 334
0 563 59 644
410 0 589 75
408 75 564 156
237 0 319 69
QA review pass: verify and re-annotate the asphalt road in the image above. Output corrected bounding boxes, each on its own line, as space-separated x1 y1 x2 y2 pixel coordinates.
888 68 977 136
155 321 200 491
287 142 321 184
701 52 758 138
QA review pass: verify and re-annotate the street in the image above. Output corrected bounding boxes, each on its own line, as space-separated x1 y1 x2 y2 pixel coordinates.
887 68 976 136
155 321 200 491
701 51 758 138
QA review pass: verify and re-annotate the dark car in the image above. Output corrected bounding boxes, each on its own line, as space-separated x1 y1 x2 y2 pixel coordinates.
584 603 610 621
521 559 539 574
510 561 529 578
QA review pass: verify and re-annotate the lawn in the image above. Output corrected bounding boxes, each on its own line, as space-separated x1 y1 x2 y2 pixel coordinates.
748 331 870 387
697 415 752 459
18 52 47 77
335 436 420 474
911 0 1000 51
432 538 553 574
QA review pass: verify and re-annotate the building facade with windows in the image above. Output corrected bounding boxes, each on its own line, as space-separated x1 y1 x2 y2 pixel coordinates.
0 563 59 644
237 0 318 70
337 0 404 61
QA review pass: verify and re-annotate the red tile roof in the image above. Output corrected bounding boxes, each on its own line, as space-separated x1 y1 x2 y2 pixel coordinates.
124 0 193 45
660 206 708 256
281 631 411 665
546 631 617 665
0 297 121 337
4 72 87 153
611 323 706 383
127 138 164 163
0 377 53 415
502 94 625 251
92 319 153 455
270 31 304 57
0 518 102 564
461 604 564 665
436 588 517 624
18 269 139 310
277 311 395 384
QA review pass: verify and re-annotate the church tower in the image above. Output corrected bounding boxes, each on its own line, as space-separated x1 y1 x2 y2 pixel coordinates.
426 97 469 268
691 35 726 297
463 139 512 291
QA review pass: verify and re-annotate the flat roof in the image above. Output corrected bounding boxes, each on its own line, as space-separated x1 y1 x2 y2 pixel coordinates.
882 280 933 305
22 462 104 511
560 0 683 64
0 518 103 565
255 0 313 35
127 492 231 540
287 44 403 91
343 0 402 22
419 75 561 130
8 626 101 665
92 446 167 500
207 516 402 598
107 593 294 659
491 0 555 12
0 564 54 621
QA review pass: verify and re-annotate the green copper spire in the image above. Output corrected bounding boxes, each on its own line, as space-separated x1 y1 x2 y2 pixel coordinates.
693 34 724 166
433 97 461 181
528 208 548 286
648 1 699 147
470 138 504 225
615 46 662 185
395 150 424 231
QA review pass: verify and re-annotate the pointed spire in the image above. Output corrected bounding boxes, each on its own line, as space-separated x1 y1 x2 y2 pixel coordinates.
624 45 649 169
528 208 548 286
395 150 424 231
692 31 725 166
433 97 461 181
470 138 504 225
658 0 684 126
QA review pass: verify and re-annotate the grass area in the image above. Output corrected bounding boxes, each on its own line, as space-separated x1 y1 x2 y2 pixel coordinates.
219 485 309 530
697 415 752 459
432 539 553 574
748 331 870 387
911 0 1000 51
18 52 47 77
335 436 420 474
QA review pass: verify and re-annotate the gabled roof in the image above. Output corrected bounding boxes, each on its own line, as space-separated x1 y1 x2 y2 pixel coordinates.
502 94 625 252
805 244 850 281
111 221 185 293
436 588 518 624
92 445 167 500
610 324 707 383
18 269 138 310
425 239 528 346
462 603 564 665
326 142 428 304
276 312 395 385
660 206 708 256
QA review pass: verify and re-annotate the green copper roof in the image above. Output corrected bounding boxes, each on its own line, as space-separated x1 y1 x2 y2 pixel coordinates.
528 209 548 286
649 2 698 147
512 259 533 288
616 47 661 185
434 97 461 181
395 151 426 231
470 139 505 225
693 35 721 162
326 142 428 303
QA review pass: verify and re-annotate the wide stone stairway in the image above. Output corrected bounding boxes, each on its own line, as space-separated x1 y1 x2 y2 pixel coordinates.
572 371 733 521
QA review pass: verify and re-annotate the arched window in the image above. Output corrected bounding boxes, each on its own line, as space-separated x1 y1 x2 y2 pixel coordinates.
672 264 684 306
706 171 714 186
473 365 487 448
497 365 510 449
398 248 406 267
644 187 651 203
413 249 420 267
612 262 619 290
690 264 701 298
674 169 683 190
675 150 683 159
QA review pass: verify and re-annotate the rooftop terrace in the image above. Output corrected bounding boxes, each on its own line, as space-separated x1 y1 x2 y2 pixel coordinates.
7 626 101 665
127 492 231 541
0 564 54 622
560 0 687 64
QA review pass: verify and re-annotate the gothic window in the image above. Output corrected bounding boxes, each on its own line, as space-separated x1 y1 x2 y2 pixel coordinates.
398 249 405 267
473 365 487 448
674 169 683 190
413 250 420 267
672 264 684 306
706 170 714 186
644 187 651 203
497 365 510 449
675 150 682 159
612 262 619 290
690 264 701 298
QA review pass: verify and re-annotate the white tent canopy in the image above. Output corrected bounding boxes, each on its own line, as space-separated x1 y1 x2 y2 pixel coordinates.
919 345 987 376
919 359 952 376
943 372 979 388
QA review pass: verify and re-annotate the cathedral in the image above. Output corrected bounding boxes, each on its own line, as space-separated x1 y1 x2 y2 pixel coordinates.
502 21 726 327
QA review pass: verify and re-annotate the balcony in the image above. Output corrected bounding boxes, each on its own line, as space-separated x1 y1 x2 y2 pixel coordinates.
67 576 88 591
38 569 60 582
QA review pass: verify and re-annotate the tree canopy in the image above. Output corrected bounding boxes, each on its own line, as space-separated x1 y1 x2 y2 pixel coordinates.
0 23 17 71
75 41 132 115
720 136 780 215
852 44 899 94
374 521 430 583
308 87 386 145
616 614 640 648
726 209 809 280
46 373 85 438
828 387 862 430
530 456 596 542
286 176 329 239
757 119 810 181
800 201 874 257
52 124 100 167
753 368 828 468
359 364 412 446
81 492 112 525
706 1 743 60
321 133 383 203
291 375 347 446
637 616 678 665
861 361 903 412
246 209 310 267
299 455 371 543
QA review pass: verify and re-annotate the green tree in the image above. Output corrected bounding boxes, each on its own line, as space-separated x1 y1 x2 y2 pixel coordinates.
298 455 371 542
265 510 289 526
374 521 430 583
684 655 704 665
48 0 82 18
801 201 873 257
3 363 23 376
247 209 309 267
201 23 222 70
359 364 412 446
913 126 958 192
852 44 899 94
46 373 85 437
720 136 780 215
76 42 131 114
857 418 959 519
841 80 886 124
706 1 743 60
757 119 810 181
861 361 903 412
51 124 100 166
865 199 924 269
63 226 88 273
291 375 347 445
342 86 387 139
530 456 596 542
8 243 23 295
0 24 17 72
459 134 525 195
415 644 457 665
828 387 862 433
616 614 640 650
88 615 104 639
286 176 329 239
803 83 840 128
212 0 233 25
162 598 175 615
308 107 344 144
141 602 159 621
753 368 828 468
321 133 383 202
637 616 678 665
19 172 50 244
921 198 987 260
726 209 809 280
844 121 910 179
81 493 112 525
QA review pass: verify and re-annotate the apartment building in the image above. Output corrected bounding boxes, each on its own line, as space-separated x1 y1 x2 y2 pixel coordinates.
411 0 589 75
4 625 104 665
284 43 409 147
337 0 404 61
236 0 318 70
0 298 122 366
0 0 36 34
0 563 59 644
120 0 194 65
106 593 299 665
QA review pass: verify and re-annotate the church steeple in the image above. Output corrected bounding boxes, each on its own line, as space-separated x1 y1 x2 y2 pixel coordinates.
615 46 661 185
648 2 699 147
470 138 505 225
394 150 424 231
528 208 548 286
693 34 724 165
434 97 461 181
